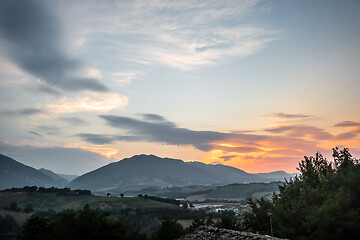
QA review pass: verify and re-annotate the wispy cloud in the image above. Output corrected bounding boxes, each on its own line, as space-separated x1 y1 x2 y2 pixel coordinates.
270 112 313 119
335 121 360 127
334 121 360 133
0 108 45 116
265 125 332 140
333 132 357 140
62 0 278 70
28 131 43 137
34 125 62 136
59 117 87 126
76 133 142 145
44 92 128 113
141 113 166 122
220 155 237 162
76 133 114 145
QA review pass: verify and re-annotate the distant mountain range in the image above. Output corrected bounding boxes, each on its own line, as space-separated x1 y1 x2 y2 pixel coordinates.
68 154 297 193
1 153 297 192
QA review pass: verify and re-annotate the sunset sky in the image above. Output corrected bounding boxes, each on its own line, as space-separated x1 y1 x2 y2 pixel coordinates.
0 0 359 175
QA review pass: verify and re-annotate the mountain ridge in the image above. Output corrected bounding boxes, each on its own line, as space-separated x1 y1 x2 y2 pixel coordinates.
69 154 296 193
38 168 69 187
0 153 58 189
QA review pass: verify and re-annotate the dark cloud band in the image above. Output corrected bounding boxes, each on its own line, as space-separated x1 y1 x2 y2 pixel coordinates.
0 0 108 92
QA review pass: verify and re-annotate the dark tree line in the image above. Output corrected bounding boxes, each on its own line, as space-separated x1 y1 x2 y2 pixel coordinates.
243 148 360 239
1 186 91 196
16 204 191 240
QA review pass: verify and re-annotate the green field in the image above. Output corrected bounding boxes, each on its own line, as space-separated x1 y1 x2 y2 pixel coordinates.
2 192 179 213
199 182 280 200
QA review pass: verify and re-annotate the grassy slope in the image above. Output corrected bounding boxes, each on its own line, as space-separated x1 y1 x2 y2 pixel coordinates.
203 182 281 199
9 192 179 212
0 192 28 208
0 211 32 225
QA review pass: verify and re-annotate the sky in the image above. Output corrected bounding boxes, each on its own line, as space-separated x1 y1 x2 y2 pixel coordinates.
0 0 359 175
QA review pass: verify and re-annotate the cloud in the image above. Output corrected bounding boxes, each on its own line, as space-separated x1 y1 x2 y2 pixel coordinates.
141 113 166 122
35 85 61 96
28 131 43 137
0 141 111 175
100 114 230 150
99 114 266 151
271 112 313 119
34 125 61 136
44 93 128 113
0 0 108 92
77 133 144 145
216 146 262 153
65 0 279 70
59 117 87 126
220 155 237 161
335 121 360 127
0 108 45 116
77 134 114 145
265 125 332 140
333 132 357 140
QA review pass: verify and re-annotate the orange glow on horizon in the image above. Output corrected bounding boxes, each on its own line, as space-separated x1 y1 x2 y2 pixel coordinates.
77 145 118 159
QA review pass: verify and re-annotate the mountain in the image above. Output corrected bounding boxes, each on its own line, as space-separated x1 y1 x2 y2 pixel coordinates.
254 171 298 182
38 168 69 187
0 153 58 190
69 154 296 193
57 174 79 182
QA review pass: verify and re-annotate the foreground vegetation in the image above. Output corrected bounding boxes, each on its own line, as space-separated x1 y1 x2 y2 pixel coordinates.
244 148 360 239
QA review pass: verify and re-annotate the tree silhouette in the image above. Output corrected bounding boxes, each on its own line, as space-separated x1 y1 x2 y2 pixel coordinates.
244 148 360 239
153 216 184 240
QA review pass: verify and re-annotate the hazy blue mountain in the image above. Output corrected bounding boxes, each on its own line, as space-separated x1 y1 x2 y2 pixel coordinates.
69 154 296 193
38 168 69 187
0 153 58 190
57 174 79 182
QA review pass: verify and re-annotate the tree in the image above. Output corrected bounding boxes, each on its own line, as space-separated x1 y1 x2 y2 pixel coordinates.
244 148 360 239
120 193 124 198
9 201 17 211
19 216 52 240
0 215 19 240
243 198 272 234
153 216 184 240
19 205 147 240
24 204 33 213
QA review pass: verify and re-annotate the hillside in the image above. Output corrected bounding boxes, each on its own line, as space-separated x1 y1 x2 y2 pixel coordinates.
57 173 79 182
69 154 295 194
0 191 178 213
202 182 281 200
38 168 69 187
0 154 58 189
